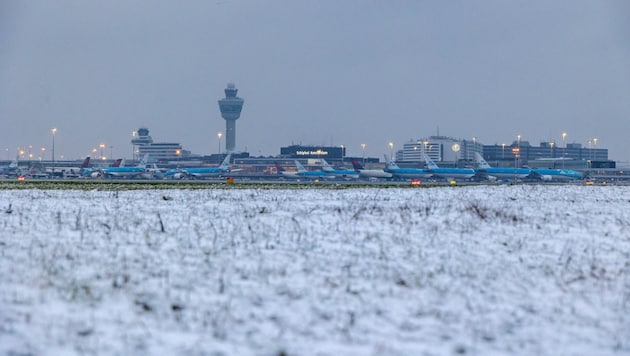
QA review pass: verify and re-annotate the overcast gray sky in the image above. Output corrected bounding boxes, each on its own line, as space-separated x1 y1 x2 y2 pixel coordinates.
1 0 629 162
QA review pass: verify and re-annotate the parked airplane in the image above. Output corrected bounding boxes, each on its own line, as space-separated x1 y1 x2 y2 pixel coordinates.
529 167 583 181
82 158 123 178
0 158 20 177
164 153 238 179
423 154 475 181
320 159 359 179
58 156 90 178
97 154 150 178
276 160 334 180
474 152 531 181
350 159 393 179
383 155 432 179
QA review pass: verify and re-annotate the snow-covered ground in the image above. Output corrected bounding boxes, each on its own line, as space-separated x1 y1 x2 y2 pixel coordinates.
0 185 628 355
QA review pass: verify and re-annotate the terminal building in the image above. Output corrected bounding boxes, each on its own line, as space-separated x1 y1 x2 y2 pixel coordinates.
395 136 611 169
482 141 610 168
131 127 191 162
397 136 483 165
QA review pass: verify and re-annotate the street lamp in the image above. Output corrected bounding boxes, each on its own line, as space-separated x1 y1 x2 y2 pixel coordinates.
501 143 506 160
388 142 394 161
593 137 598 161
51 128 57 176
549 141 554 158
217 132 223 154
562 132 567 168
512 147 520 181
361 143 366 164
99 143 105 160
131 131 137 161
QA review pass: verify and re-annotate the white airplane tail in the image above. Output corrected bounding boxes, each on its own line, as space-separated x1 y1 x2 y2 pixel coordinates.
474 152 491 169
320 159 334 172
383 154 400 170
137 154 150 168
423 154 439 169
294 160 307 173
219 153 232 171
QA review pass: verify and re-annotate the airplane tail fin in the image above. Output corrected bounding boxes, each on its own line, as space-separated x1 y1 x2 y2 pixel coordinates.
320 159 334 172
81 156 91 168
111 158 123 167
8 159 18 169
351 159 364 171
474 152 491 169
219 153 232 171
138 154 149 168
423 154 439 169
383 154 399 170
274 162 286 173
294 160 307 173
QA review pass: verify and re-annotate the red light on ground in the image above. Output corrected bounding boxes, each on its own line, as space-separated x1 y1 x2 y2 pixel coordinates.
16 176 26 181
410 179 422 186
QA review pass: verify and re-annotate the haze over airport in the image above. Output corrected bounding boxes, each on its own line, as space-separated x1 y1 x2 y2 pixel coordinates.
1 1 629 162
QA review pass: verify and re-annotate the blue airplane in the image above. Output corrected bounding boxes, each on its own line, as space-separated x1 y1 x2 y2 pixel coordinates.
82 158 123 178
423 154 475 181
383 155 432 179
164 153 238 179
97 154 151 178
474 152 531 181
320 159 359 179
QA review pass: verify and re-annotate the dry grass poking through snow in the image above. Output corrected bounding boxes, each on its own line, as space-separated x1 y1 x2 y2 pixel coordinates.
0 184 629 355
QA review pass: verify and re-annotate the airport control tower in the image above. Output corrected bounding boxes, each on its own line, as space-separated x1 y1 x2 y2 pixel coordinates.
218 83 244 152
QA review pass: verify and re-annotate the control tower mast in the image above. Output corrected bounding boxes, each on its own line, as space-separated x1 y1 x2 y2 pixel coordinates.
218 83 244 152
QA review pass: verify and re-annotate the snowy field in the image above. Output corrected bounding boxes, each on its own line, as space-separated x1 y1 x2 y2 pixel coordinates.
0 184 629 355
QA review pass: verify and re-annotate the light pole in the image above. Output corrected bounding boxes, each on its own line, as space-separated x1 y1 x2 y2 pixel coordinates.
361 143 366 164
593 137 598 161
516 134 521 167
99 143 105 160
131 131 137 161
501 143 506 161
512 147 520 181
549 141 554 158
388 142 394 161
51 128 57 176
562 132 567 169
217 132 223 154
